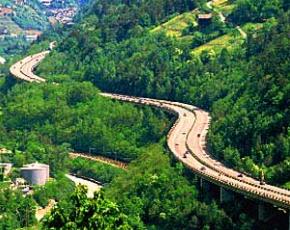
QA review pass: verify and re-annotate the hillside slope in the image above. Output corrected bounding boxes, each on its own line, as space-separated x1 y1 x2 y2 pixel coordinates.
0 0 80 56
1 0 289 228
36 0 290 187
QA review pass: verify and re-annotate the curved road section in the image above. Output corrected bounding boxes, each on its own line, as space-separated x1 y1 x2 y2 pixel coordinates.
10 50 290 209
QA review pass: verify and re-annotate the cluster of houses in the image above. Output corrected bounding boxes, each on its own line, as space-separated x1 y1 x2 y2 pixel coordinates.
48 7 77 25
38 0 77 25
0 0 77 43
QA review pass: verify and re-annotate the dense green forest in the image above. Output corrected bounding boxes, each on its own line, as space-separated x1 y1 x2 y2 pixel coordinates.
228 0 289 24
209 14 290 185
0 79 172 228
42 146 253 229
69 157 125 184
0 81 170 164
0 184 37 229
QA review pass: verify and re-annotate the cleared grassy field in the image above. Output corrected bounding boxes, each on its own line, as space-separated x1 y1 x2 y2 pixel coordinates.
241 22 269 33
151 10 198 37
212 0 228 7
0 16 23 34
212 0 235 15
191 30 244 55
151 3 247 56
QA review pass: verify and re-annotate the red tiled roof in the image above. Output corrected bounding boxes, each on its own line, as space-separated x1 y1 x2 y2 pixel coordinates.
198 13 212 19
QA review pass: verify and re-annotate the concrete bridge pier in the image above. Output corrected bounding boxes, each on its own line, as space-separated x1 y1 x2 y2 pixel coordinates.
220 187 234 203
199 178 211 193
258 203 266 221
192 173 199 184
258 202 278 223
288 210 290 230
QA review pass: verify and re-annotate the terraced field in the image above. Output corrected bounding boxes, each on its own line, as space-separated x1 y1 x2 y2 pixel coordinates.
241 22 270 33
151 10 198 37
191 30 244 55
152 11 245 56
151 1 249 56
212 0 235 15
0 17 23 35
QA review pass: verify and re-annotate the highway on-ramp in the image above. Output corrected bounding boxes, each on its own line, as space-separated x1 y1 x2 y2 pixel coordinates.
9 49 290 209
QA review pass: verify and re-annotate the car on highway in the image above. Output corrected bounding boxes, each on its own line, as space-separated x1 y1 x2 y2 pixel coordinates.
183 151 190 158
200 166 206 171
197 134 201 137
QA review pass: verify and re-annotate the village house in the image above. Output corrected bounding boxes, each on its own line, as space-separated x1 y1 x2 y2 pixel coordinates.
25 30 42 41
198 13 213 26
0 56 6 65
0 7 13 17
14 0 27 5
0 26 8 35
39 0 53 7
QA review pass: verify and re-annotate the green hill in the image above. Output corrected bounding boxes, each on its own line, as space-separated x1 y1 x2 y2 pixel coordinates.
36 0 289 187
0 0 289 228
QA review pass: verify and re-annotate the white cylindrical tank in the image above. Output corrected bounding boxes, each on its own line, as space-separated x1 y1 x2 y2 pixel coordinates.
21 163 49 185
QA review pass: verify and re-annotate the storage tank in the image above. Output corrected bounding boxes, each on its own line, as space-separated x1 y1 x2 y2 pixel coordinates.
20 163 49 185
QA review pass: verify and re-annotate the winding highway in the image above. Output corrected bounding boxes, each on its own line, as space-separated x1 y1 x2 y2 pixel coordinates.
9 49 290 209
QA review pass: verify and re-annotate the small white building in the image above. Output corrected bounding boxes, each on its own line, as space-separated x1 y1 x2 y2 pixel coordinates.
25 30 42 42
0 163 13 175
0 56 6 65
14 0 27 5
39 0 53 7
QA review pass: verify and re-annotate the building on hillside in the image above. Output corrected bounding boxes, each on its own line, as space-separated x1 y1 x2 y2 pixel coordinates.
25 30 42 41
0 27 8 35
20 162 49 185
0 56 6 65
0 7 13 17
39 0 53 7
198 13 212 26
14 0 27 5
0 163 13 176
0 148 12 154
